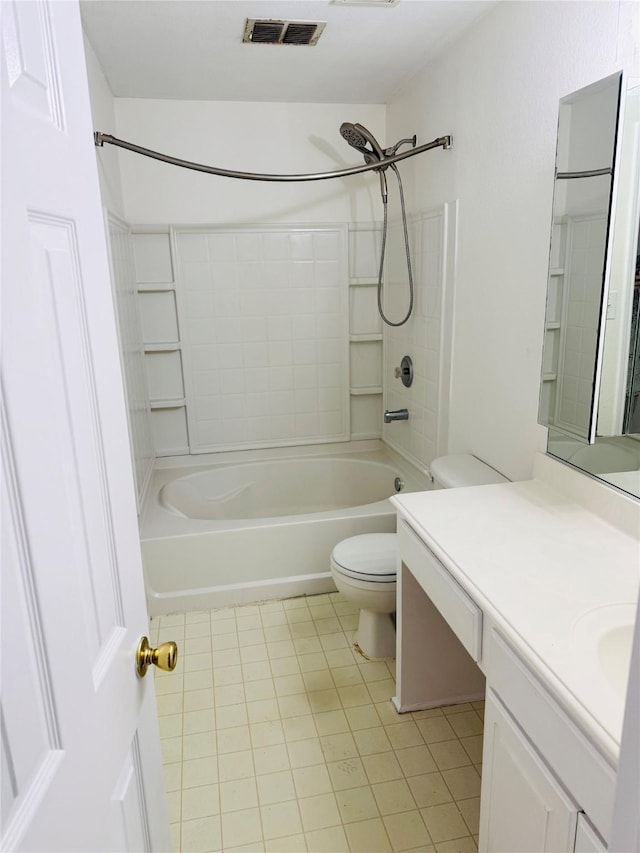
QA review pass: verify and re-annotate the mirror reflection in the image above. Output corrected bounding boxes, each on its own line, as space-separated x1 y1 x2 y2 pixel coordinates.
622 223 640 434
539 73 622 442
540 73 640 498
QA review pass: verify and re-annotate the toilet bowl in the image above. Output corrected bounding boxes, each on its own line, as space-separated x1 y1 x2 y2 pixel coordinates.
330 533 398 659
330 454 507 659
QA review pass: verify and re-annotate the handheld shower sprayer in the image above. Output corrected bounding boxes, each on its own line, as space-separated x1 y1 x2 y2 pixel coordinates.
340 122 417 326
339 122 385 164
339 122 388 200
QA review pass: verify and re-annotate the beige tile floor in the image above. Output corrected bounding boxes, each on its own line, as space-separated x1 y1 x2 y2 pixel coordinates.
150 592 484 853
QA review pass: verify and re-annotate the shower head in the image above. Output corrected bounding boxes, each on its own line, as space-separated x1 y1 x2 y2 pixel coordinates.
339 122 385 165
340 121 388 202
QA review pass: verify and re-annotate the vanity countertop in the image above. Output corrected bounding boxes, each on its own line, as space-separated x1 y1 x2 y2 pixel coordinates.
391 454 640 764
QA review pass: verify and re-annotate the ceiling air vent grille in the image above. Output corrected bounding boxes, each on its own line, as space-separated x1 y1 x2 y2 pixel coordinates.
243 19 326 46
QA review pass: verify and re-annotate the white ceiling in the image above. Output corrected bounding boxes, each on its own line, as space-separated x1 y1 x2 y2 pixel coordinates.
80 0 497 104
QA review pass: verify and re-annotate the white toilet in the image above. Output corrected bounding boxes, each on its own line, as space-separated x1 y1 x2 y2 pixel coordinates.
330 454 507 659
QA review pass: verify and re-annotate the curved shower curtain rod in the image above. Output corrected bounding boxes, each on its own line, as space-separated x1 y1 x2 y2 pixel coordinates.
93 131 452 182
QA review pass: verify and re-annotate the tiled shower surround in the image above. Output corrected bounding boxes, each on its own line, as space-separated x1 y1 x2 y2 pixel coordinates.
123 209 451 480
383 210 450 470
173 226 350 452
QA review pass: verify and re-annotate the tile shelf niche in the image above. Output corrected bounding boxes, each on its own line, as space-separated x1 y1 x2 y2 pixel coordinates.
348 276 383 440
133 229 189 456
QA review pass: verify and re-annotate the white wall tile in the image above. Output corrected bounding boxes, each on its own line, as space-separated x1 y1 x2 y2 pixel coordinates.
151 407 189 456
207 233 237 261
145 350 184 400
133 233 174 283
172 224 349 452
350 286 381 336
383 210 447 471
349 227 381 281
350 396 382 439
289 232 314 260
350 342 382 390
139 291 179 342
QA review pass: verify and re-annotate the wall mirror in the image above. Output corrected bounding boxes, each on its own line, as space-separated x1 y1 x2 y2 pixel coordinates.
539 72 640 498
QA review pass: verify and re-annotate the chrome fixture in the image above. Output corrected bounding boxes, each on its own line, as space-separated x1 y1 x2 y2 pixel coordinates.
394 355 413 387
394 477 405 492
93 128 452 328
339 122 419 327
384 408 409 423
94 132 452 183
339 122 385 163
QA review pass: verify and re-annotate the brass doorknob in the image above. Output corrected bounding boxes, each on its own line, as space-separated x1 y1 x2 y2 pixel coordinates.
136 636 178 678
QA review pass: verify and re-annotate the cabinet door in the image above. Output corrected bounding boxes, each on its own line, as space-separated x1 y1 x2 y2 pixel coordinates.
574 815 606 852
479 690 579 852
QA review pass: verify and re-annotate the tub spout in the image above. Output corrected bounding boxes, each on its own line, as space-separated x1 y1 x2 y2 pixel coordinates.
384 408 409 423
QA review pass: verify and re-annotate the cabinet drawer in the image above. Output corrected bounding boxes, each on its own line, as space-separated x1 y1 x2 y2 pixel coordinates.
485 628 616 842
398 520 482 661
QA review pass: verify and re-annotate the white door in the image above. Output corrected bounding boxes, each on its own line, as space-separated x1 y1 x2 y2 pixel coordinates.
1 2 170 850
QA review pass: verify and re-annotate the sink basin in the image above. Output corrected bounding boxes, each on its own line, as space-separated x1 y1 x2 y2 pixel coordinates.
572 603 636 697
597 622 634 696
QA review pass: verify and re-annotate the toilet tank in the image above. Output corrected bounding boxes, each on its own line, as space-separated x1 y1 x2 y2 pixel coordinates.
430 454 508 489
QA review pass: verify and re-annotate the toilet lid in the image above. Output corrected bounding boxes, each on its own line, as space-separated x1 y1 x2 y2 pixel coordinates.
331 533 397 583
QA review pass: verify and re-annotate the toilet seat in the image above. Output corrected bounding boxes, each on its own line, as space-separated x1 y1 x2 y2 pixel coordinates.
330 533 397 583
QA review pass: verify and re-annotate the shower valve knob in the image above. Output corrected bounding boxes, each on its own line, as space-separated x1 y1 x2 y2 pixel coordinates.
394 355 414 388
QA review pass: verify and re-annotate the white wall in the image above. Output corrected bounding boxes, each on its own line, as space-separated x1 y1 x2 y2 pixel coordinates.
83 35 125 217
85 34 155 508
114 100 386 226
386 0 639 482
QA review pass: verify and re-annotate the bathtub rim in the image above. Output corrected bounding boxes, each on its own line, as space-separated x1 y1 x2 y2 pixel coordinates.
141 441 431 614
140 440 430 540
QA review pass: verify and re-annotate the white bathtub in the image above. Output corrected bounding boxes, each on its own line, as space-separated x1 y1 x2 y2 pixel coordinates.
140 443 429 615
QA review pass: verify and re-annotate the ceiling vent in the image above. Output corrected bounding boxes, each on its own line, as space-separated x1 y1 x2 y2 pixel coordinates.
243 19 326 46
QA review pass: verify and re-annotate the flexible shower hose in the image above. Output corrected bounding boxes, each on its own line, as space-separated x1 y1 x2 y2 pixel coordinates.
377 163 414 327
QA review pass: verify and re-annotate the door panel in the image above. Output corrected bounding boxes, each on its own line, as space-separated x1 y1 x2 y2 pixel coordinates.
1 421 63 837
2 0 64 128
1 1 169 849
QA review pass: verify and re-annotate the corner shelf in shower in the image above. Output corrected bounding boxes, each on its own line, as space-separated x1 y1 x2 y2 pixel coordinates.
143 342 182 352
149 399 187 410
350 386 383 396
350 334 383 342
136 282 176 292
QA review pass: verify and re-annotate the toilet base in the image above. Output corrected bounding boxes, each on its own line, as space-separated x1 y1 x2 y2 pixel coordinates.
357 609 396 659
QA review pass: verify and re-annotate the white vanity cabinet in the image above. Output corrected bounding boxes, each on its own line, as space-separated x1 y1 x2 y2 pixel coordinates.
393 509 618 853
479 689 579 852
